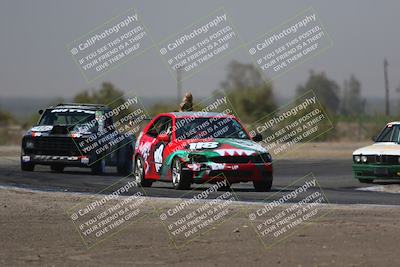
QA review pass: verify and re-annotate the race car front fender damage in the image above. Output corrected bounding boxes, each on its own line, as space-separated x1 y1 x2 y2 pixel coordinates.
158 151 272 184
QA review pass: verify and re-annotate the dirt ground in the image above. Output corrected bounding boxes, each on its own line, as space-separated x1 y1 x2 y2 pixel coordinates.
282 141 370 159
0 187 399 267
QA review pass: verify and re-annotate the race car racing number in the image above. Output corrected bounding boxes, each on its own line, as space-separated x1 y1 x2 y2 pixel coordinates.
188 142 219 150
154 144 165 173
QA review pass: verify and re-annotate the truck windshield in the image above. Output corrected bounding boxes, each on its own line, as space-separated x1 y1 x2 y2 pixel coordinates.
38 109 96 127
375 124 400 142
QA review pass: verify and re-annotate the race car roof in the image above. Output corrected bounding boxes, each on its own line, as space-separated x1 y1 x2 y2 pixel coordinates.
168 112 233 118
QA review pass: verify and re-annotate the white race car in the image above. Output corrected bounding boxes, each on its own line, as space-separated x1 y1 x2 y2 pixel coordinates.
353 122 400 183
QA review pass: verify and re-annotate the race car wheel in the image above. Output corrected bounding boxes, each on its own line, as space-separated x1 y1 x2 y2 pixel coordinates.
358 178 374 184
50 165 64 173
218 181 231 191
253 175 273 192
21 161 34 172
91 158 105 175
172 158 191 190
134 156 152 187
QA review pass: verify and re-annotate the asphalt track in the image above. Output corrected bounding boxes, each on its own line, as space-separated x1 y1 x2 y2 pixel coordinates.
0 156 399 205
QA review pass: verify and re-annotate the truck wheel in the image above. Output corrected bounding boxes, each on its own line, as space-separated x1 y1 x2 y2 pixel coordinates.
359 178 374 184
21 161 34 172
134 157 152 187
91 158 105 175
117 146 133 176
50 165 64 173
172 158 191 190
253 175 273 192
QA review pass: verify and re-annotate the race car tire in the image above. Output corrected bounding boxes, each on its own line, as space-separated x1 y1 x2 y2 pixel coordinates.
117 146 133 176
218 181 231 191
253 175 273 192
21 161 34 172
172 158 191 190
50 165 64 173
358 178 374 184
91 158 105 175
134 156 152 187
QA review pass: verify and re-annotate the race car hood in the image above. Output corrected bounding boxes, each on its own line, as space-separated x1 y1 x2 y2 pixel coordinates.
26 125 54 136
30 125 54 133
353 142 400 156
174 138 268 156
27 124 93 137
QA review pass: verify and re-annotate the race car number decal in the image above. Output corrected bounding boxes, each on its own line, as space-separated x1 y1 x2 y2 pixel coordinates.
154 143 165 173
188 142 219 150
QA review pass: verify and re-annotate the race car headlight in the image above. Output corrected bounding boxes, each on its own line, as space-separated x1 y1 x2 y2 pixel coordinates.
26 140 34 149
252 153 272 163
261 153 272 162
361 155 367 163
354 155 361 163
189 154 208 163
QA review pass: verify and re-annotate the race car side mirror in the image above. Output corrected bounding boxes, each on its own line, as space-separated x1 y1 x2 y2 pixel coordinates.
252 133 263 142
157 133 170 142
38 109 43 115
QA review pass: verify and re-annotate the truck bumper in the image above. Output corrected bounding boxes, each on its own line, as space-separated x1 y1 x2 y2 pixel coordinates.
21 154 91 167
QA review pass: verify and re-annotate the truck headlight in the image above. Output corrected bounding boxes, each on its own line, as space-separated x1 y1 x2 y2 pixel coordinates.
361 155 367 163
354 155 361 163
26 140 34 149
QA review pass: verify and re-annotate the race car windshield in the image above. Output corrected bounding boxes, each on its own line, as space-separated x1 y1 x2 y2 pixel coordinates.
38 109 97 129
375 124 400 142
175 117 249 140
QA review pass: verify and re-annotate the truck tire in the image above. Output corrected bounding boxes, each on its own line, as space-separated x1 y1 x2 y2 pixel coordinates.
91 158 105 175
21 161 34 172
117 146 133 176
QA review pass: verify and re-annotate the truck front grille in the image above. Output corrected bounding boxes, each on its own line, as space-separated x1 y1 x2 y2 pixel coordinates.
32 137 81 156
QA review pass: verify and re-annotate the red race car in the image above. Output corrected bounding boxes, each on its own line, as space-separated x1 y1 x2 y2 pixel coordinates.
133 112 273 191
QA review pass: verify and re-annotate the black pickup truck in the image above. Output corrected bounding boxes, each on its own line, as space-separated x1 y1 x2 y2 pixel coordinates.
21 103 135 175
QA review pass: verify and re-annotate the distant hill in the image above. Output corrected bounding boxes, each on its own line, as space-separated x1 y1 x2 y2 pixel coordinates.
0 96 177 121
0 95 398 121
0 97 59 120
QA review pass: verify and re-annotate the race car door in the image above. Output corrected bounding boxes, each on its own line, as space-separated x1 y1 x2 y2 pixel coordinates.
142 115 173 180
